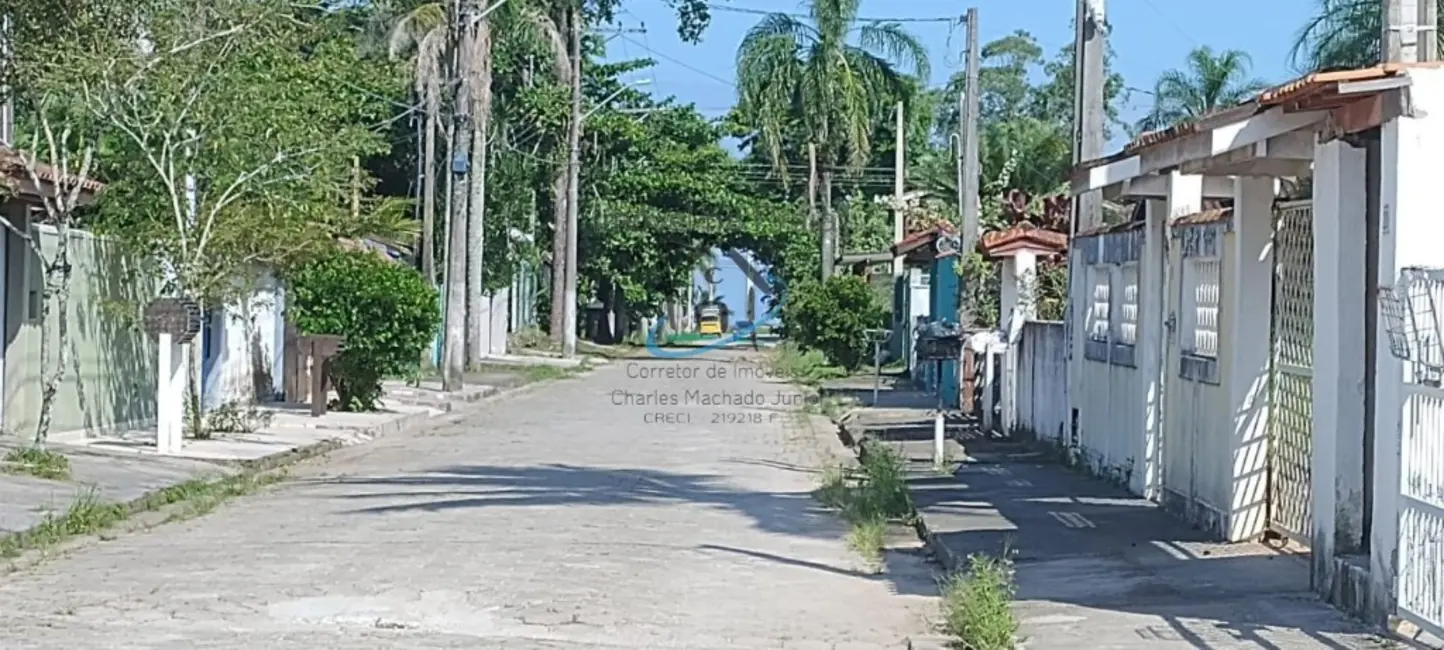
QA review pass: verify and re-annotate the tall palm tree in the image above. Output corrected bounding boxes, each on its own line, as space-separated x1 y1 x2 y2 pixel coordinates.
734 0 929 279
388 2 449 286
1137 46 1270 133
1289 0 1444 72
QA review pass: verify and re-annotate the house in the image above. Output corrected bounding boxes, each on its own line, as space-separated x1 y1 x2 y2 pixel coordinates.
1066 62 1444 634
0 146 152 440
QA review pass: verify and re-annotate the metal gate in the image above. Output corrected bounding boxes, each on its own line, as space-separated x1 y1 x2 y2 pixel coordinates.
1267 200 1315 544
1385 268 1444 638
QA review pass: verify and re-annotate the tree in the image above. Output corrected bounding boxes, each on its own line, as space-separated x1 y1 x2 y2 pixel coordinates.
734 0 929 279
386 1 449 285
1288 0 1444 71
1137 46 1270 133
50 0 409 427
0 113 97 452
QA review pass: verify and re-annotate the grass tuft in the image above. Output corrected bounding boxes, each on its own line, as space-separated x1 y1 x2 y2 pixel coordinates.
812 441 914 567
941 553 1019 650
3 446 71 481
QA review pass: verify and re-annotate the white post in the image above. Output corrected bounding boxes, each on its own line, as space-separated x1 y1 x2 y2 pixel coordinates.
155 333 184 454
1224 176 1275 542
1311 140 1368 579
999 250 1039 436
982 346 997 432
934 410 946 466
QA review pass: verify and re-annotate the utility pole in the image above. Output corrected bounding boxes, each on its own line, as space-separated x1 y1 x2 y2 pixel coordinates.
893 102 906 278
442 0 480 390
561 4 584 358
959 7 981 326
1383 0 1437 62
1071 0 1106 235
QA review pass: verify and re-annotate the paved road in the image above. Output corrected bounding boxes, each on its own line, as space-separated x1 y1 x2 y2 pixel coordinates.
0 351 937 649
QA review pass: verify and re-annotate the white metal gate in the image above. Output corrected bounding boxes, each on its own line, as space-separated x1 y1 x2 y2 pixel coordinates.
1267 200 1314 544
1386 268 1444 638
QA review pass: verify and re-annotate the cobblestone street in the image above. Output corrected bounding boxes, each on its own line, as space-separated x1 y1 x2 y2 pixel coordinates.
0 352 937 649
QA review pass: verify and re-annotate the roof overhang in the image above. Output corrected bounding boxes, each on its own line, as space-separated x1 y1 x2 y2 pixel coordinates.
1070 63 1432 199
1071 106 1325 196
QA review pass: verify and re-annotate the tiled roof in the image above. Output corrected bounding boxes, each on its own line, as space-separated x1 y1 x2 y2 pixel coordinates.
0 146 105 194
980 223 1067 256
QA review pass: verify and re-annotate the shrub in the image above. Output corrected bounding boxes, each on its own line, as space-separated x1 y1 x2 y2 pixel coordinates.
780 275 886 371
287 249 440 411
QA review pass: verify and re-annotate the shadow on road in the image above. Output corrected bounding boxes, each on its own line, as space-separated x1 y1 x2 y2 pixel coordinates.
319 463 846 541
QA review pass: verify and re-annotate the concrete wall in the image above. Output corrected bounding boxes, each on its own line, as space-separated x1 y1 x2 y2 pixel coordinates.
1015 320 1068 442
3 224 157 439
202 271 286 409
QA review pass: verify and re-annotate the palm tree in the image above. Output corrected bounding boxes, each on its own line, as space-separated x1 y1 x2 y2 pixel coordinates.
387 2 449 286
1137 46 1270 133
734 0 929 279
1289 0 1444 72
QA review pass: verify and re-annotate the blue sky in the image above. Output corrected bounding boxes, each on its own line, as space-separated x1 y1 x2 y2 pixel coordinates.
605 0 1320 321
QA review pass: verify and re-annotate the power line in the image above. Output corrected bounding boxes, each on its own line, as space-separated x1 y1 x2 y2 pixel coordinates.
617 34 736 88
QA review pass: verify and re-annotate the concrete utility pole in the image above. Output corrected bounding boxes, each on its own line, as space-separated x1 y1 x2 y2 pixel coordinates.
561 4 584 358
893 101 906 278
1071 0 1106 235
442 0 481 389
959 7 981 325
1383 0 1438 63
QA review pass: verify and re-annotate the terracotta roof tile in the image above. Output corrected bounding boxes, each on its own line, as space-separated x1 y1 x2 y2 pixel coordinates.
1171 207 1232 227
0 146 104 194
980 223 1067 257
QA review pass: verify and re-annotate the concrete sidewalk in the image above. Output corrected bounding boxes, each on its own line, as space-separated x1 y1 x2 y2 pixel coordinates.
898 446 1389 649
0 378 521 540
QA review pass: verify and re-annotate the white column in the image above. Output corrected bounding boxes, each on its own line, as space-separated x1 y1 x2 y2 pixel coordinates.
1000 250 1038 435
1371 68 1444 625
1224 176 1275 542
1311 140 1368 575
155 333 185 455
1139 199 1167 498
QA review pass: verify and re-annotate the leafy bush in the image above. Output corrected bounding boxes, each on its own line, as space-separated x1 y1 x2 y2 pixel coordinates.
287 249 440 411
781 275 886 371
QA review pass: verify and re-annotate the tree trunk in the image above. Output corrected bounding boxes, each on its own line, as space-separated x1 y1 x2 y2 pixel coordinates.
548 165 567 343
31 232 73 449
421 110 438 286
465 2 493 367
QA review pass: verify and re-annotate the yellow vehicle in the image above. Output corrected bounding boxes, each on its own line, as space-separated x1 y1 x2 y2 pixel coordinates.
698 304 724 335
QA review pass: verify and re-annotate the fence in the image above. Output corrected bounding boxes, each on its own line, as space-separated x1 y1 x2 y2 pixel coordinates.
1014 320 1068 441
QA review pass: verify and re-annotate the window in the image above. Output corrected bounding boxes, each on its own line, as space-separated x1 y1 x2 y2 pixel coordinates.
1179 255 1222 384
1114 263 1140 346
1083 264 1112 362
1087 264 1111 342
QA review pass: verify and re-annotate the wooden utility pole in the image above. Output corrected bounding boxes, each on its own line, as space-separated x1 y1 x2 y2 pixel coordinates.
1071 0 1106 234
893 101 906 278
561 4 584 358
958 7 981 326
1383 0 1437 62
442 0 480 390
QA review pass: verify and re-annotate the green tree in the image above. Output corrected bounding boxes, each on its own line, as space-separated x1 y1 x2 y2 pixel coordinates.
734 0 930 278
1137 46 1270 132
1288 0 1444 71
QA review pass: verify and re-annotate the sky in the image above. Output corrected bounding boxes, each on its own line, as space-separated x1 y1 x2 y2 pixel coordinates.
604 0 1321 325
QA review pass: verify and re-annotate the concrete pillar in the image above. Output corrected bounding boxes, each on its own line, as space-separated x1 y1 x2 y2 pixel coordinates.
1224 176 1275 542
1311 139 1368 590
999 249 1039 435
1370 67 1444 627
156 333 186 454
1139 199 1168 498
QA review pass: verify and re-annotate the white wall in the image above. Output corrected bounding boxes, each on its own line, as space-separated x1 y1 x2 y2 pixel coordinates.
202 270 285 409
1015 320 1068 441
